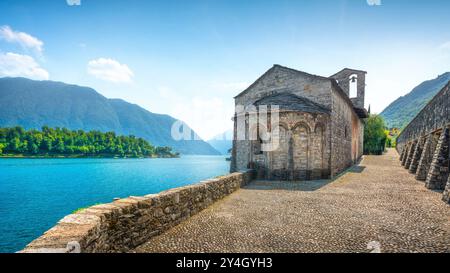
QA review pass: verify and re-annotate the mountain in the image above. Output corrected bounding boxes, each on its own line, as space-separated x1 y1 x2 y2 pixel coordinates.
207 129 233 155
0 77 221 155
380 72 450 129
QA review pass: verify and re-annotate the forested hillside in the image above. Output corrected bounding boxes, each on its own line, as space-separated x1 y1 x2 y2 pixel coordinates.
0 77 220 155
380 73 450 129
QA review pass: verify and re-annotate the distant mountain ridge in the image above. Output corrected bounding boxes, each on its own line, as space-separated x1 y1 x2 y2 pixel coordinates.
0 77 220 155
380 72 450 129
207 129 233 155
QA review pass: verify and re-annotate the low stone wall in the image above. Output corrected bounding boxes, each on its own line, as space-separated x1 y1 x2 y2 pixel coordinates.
21 170 255 253
396 81 450 204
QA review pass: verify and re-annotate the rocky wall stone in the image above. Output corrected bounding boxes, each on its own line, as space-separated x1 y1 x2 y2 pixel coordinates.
394 81 450 204
443 176 450 204
416 134 438 181
405 140 417 170
400 146 406 162
401 143 410 166
425 127 449 190
330 87 363 176
409 137 425 174
21 170 255 253
397 82 450 152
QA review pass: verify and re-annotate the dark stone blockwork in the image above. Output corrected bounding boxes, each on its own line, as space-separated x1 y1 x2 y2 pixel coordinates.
396 81 450 204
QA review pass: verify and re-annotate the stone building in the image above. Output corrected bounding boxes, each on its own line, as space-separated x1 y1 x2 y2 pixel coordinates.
230 65 368 180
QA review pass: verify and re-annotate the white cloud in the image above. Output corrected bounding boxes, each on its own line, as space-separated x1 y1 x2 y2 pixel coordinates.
67 0 81 6
0 25 44 53
439 41 450 51
151 81 249 140
0 52 49 80
157 86 234 140
367 0 381 6
210 81 250 92
87 58 134 83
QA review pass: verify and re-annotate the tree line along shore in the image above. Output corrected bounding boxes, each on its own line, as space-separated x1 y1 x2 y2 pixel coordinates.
0 126 179 158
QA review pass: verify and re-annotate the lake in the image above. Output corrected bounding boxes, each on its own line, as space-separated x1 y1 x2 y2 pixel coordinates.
0 156 230 253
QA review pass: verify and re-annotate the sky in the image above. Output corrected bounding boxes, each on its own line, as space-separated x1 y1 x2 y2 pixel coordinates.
0 0 449 140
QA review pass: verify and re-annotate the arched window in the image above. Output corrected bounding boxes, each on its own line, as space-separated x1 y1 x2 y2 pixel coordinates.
349 74 358 98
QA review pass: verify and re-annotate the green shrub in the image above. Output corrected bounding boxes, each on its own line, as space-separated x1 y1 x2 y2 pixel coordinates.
364 115 388 155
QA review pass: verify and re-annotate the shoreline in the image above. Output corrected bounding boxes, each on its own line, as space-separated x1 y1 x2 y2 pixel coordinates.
0 154 179 159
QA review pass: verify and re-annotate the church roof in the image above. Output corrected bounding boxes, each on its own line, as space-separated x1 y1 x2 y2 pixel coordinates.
353 107 369 119
234 65 330 99
253 92 331 114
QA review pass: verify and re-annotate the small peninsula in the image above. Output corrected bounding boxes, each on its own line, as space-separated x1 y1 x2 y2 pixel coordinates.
0 126 179 158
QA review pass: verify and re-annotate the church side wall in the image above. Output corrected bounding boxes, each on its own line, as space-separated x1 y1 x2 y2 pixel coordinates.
234 137 251 171
330 87 362 176
359 119 364 158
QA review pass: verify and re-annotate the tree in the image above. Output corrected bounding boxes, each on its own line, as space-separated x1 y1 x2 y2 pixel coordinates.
364 114 387 155
41 137 52 152
9 137 21 152
55 138 65 153
0 126 177 158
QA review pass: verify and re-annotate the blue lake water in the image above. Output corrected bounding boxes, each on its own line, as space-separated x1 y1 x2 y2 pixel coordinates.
0 156 230 253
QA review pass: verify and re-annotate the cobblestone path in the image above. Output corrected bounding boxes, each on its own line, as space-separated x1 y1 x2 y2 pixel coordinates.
135 149 450 253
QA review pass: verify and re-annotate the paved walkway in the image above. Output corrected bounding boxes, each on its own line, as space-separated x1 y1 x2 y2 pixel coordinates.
135 149 450 253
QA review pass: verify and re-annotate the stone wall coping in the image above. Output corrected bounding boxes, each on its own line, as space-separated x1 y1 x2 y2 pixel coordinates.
20 170 255 253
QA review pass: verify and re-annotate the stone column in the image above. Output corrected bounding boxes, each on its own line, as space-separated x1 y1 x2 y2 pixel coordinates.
405 141 417 170
425 127 450 190
409 137 425 174
416 134 434 181
288 137 294 181
400 146 406 162
443 176 450 204
401 143 410 166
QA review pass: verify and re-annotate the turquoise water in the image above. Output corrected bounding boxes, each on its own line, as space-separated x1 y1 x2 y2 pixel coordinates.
0 156 229 253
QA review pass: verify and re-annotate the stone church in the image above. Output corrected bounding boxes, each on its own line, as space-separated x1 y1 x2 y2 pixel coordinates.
230 65 368 180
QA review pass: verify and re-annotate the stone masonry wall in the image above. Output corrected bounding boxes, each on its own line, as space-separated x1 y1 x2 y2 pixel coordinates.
21 170 255 253
330 85 364 176
397 82 450 153
330 69 366 109
396 81 450 204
